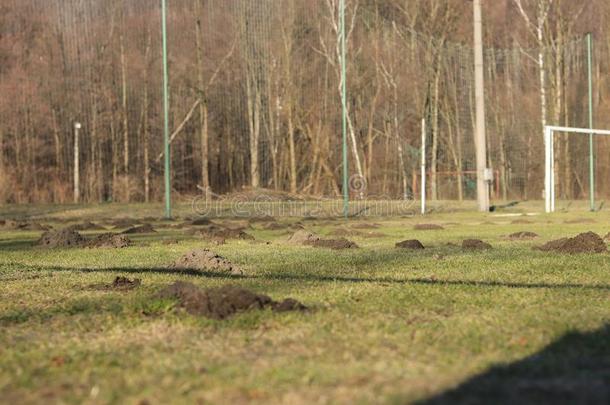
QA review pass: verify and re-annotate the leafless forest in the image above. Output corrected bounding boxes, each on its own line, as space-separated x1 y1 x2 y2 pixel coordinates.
0 0 609 204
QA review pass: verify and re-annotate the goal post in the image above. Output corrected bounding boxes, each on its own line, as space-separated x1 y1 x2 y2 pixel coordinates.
545 125 610 213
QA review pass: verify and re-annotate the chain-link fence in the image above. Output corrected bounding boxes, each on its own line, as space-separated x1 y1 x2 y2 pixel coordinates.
1 0 608 210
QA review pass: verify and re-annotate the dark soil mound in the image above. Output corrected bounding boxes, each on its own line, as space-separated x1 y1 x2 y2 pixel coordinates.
122 224 156 234
511 218 533 224
261 222 286 230
157 282 306 320
396 239 425 250
37 229 86 248
537 232 607 254
287 230 320 245
414 223 444 230
564 218 596 224
190 217 212 226
87 233 132 248
169 249 243 275
351 222 380 229
67 221 105 231
196 225 254 240
308 238 358 250
91 276 141 291
462 239 493 250
109 218 140 228
2 220 50 231
508 231 539 240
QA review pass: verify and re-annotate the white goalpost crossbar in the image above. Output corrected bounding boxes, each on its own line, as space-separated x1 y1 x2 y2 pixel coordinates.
544 125 610 213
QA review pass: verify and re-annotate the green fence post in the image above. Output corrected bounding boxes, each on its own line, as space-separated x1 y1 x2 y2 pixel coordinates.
161 0 172 219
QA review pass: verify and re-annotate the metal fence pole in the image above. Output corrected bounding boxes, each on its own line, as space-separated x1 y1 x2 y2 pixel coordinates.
587 33 595 211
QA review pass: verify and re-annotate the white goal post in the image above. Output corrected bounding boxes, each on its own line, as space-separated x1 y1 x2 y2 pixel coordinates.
544 125 610 213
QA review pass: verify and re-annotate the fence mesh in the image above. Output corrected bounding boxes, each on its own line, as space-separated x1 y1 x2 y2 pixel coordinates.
1 0 608 209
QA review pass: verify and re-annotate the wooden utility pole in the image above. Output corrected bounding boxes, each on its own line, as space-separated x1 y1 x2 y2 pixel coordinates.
473 0 490 212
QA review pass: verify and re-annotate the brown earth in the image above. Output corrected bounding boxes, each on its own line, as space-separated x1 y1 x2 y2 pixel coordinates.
161 239 180 245
122 224 156 234
157 282 306 320
86 233 132 248
350 222 380 229
36 229 86 248
67 221 106 231
190 218 212 226
169 249 244 275
248 215 276 223
330 227 385 239
287 230 320 245
508 231 539 240
395 239 425 250
414 223 444 230
536 232 607 254
564 218 596 224
511 219 534 224
2 219 51 231
308 238 359 250
604 232 610 242
462 239 493 250
109 218 141 228
261 222 286 230
91 276 141 291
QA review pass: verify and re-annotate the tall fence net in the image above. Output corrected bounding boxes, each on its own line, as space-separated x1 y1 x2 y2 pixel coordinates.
1 0 608 209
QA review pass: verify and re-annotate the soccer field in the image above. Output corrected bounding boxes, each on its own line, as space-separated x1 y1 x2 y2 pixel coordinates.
1 204 609 404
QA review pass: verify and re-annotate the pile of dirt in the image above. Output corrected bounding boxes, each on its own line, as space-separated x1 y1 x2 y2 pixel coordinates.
157 282 306 320
67 221 105 231
350 222 380 229
161 239 180 245
86 233 132 248
395 239 425 250
91 276 141 291
329 227 385 239
414 223 444 230
604 232 610 242
261 222 286 230
36 229 86 248
564 218 596 224
462 239 493 250
248 215 276 223
122 224 156 234
1 219 50 231
169 249 243 275
508 231 539 240
192 224 254 241
536 232 607 254
308 238 359 250
511 218 533 224
287 230 320 245
190 217 212 226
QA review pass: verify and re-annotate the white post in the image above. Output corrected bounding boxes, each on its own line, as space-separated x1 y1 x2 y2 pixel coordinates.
421 118 426 215
544 126 551 213
74 122 81 204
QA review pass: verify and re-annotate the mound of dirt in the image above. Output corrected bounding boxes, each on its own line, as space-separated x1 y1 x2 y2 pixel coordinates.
536 232 607 254
248 215 276 223
604 232 610 242
2 220 50 231
395 239 425 250
194 225 254 241
169 249 243 275
37 229 86 248
91 276 141 291
330 227 385 239
161 239 180 245
67 221 105 231
564 218 596 224
260 222 286 230
308 238 358 250
351 222 380 229
86 233 132 248
109 218 141 228
122 224 156 234
287 229 320 245
511 219 533 224
462 239 493 250
414 223 444 230
157 282 306 320
508 231 539 240
190 217 212 226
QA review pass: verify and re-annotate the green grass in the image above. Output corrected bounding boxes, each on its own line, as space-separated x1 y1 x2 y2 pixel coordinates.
0 204 609 404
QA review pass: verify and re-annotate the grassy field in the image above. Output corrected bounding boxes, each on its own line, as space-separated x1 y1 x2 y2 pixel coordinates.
0 203 609 404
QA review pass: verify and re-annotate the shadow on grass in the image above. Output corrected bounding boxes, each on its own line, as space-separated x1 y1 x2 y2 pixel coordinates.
419 324 610 404
7 264 610 291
